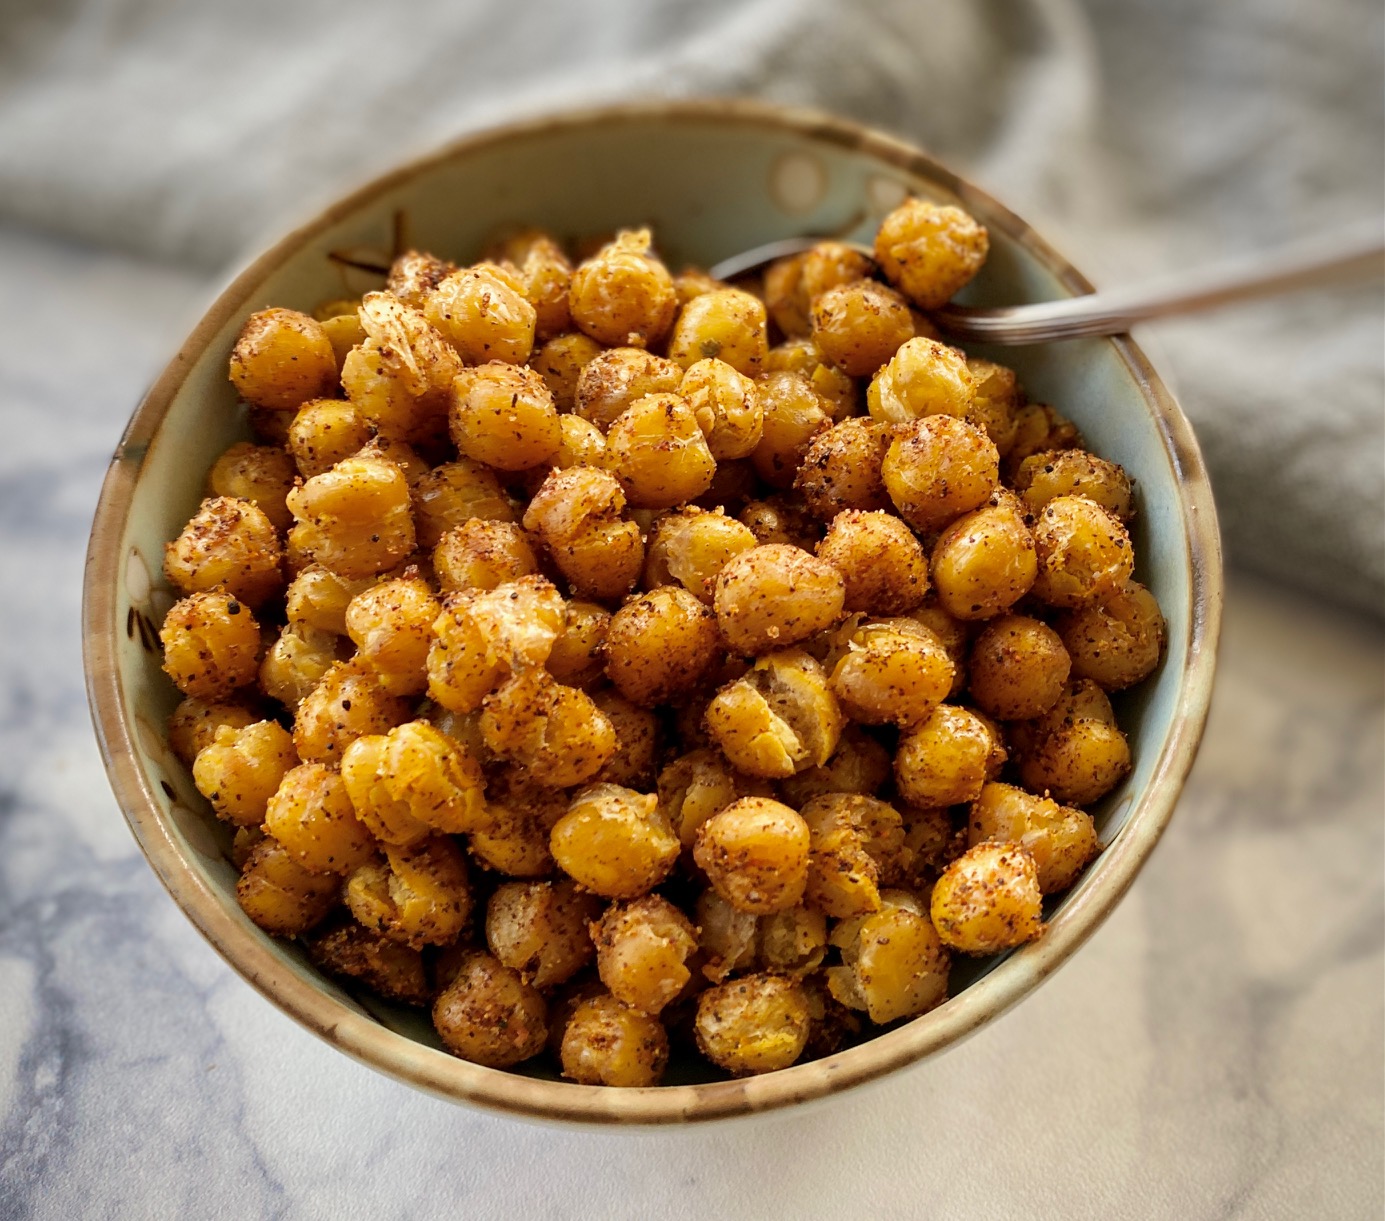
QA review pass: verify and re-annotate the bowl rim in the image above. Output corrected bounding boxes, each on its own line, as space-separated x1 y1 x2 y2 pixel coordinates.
83 96 1223 1125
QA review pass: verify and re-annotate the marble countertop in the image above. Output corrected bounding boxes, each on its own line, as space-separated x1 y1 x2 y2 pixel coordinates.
1 224 1380 1220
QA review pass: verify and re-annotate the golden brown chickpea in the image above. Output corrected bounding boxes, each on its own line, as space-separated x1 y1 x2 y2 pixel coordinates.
965 357 1021 456
164 496 284 609
1015 449 1134 523
285 449 415 580
167 696 261 766
755 905 828 976
284 565 376 636
816 509 930 616
530 331 604 410
750 370 831 489
969 781 1099 894
657 748 765 848
810 280 915 378
737 494 823 551
763 337 860 420
930 840 1043 954
906 598 972 696
706 648 842 779
895 704 1005 808
882 414 999 534
603 586 721 707
1017 704 1131 808
486 879 602 990
568 228 677 349
191 720 297 828
355 291 463 431
590 688 661 789
694 973 811 1075
385 249 454 309
433 520 539 594
522 466 645 602
930 490 1038 620
480 668 618 787
236 835 339 936
693 796 810 915
433 951 548 1068
264 761 375 875
594 895 699 1015
802 241 875 300
695 889 759 982
1031 495 1135 609
680 358 765 460
800 792 906 918
345 576 439 697
319 313 367 377
160 591 261 700
713 543 845 655
643 507 758 603
763 252 814 338
560 993 669 1087
545 599 611 689
490 229 574 341
550 783 681 899
828 617 955 729
305 922 431 1006
1057 579 1165 691
873 199 989 309
412 459 517 550
667 288 769 376
968 615 1072 721
573 347 683 433
345 834 472 948
449 361 561 473
208 443 295 533
424 265 537 365
795 419 892 520
286 399 374 480
606 393 717 509
471 770 569 878
1005 401 1083 477
229 308 339 411
293 659 411 764
828 890 949 1024
339 339 436 448
779 724 892 806
673 265 727 303
867 336 976 425
259 622 340 709
549 414 609 473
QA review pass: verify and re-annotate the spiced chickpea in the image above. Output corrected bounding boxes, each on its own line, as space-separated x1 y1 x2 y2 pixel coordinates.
968 615 1071 721
522 466 644 602
236 836 339 937
1015 449 1134 522
286 399 374 480
385 249 454 309
930 840 1043 954
305 923 431 1007
293 659 411 764
795 419 892 520
593 895 699 1015
480 668 618 788
750 370 831 489
816 509 930 616
827 889 950 1023
590 689 661 789
693 796 811 915
560 994 669 1087
969 781 1099 895
867 336 976 425
412 459 517 550
191 720 297 828
424 264 537 365
285 448 415 579
763 337 859 421
873 198 989 309
345 834 473 949
433 520 539 593
667 288 769 376
882 414 999 534
164 496 283 609
1006 401 1083 476
259 622 340 709
965 357 1021 456
550 783 681 899
229 308 339 411
680 358 764 459
643 507 758 603
345 576 439 697
810 280 915 378
657 748 768 848
713 544 844 656
801 792 906 918
450 361 561 473
930 490 1037 621
737 494 823 551
1057 579 1165 691
574 347 684 432
545 599 610 688
530 331 604 410
1031 495 1135 609
490 229 573 341
264 762 375 875
471 771 568 878
895 704 1005 808
779 724 892 807
486 879 602 990
606 393 717 509
284 565 376 636
694 974 811 1075
208 443 295 533
161 591 261 700
828 617 955 729
433 951 548 1068
568 228 677 348
167 696 261 767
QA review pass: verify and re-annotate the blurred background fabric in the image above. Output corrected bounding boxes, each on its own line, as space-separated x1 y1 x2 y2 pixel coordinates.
0 0 1381 614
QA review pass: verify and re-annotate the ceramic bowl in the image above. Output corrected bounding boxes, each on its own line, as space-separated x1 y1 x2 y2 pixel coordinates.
83 99 1221 1125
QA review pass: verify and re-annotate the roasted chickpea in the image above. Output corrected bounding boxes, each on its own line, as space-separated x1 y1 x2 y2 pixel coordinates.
750 370 831 489
522 466 644 602
693 796 810 915
1057 579 1166 691
424 265 536 365
351 291 463 438
828 617 955 728
229 308 339 411
433 951 547 1068
713 544 844 655
568 228 677 348
968 615 1072 721
1016 690 1131 807
1005 401 1083 477
264 762 375 875
191 720 297 828
800 792 906 918
164 496 283 609
590 689 661 789
763 336 859 421
680 358 764 460
695 889 759 982
969 781 1099 894
1015 449 1134 523
385 250 454 309
550 783 681 899
471 771 568 878
606 393 717 509
895 704 1005 808
737 494 823 551
810 280 915 378
779 724 892 806
167 696 261 766
965 358 1021 455
827 889 950 1023
867 336 976 425
449 361 561 473
284 565 377 636
594 895 699 1015
694 973 811 1075
259 622 340 709
656 748 762 847
560 994 669 1087
763 252 813 339
573 347 684 432
486 879 602 990
545 599 610 688
667 288 768 376
815 509 930 616
412 459 517 550
643 507 758 603
305 921 431 1006
873 198 989 309
160 591 261 700
603 586 721 707
491 229 574 341
930 490 1038 620
795 419 891 521
344 576 439 696
480 668 618 787
882 414 999 534
345 834 472 948
755 905 828 976
293 659 411 764
208 443 295 533
530 331 604 410
319 312 367 376
285 448 415 580
286 399 374 480
433 520 539 594
674 265 727 303
930 840 1043 954
236 835 339 936
1031 495 1135 609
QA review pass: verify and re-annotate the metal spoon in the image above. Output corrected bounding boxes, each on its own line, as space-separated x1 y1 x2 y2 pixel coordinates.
708 223 1384 345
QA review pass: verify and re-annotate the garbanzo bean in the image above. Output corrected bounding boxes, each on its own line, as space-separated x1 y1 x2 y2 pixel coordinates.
590 688 661 789
284 565 377 636
424 264 537 365
827 889 950 1022
810 279 915 378
412 459 517 550
828 617 955 729
667 288 768 375
164 496 283 609
816 509 930 616
352 291 462 439
882 414 999 534
319 311 367 377
450 361 561 473
930 489 1037 620
895 704 1005 808
208 443 295 533
756 905 828 976
345 576 440 697
259 622 340 709
1016 681 1131 806
490 229 574 341
800 792 906 918
568 228 677 348
606 393 717 509
969 781 1099 894
530 331 604 410
480 667 617 788
433 520 539 594
750 370 831 489
694 973 811 1075
573 347 684 432
795 419 892 521
236 835 339 937
763 336 859 421
593 895 699 1015
713 543 845 655
345 834 472 948
643 506 758 603
968 615 1071 721
550 783 681 899
293 658 411 764
680 358 764 460
229 308 339 411
522 466 645 602
167 696 261 766
1057 579 1165 691
737 494 823 551
486 879 602 990
471 770 568 878
161 590 261 700
930 840 1043 954
603 586 721 707
779 723 892 806
433 951 548 1068
543 599 610 689
306 922 431 1006
867 336 976 425
386 249 454 309
906 598 972 697
191 720 297 828
1015 449 1134 522
656 748 766 847
693 796 810 915
1031 494 1134 609
264 762 375 875
965 357 1021 456
560 993 669 1087
285 447 415 579
1006 401 1083 476
286 399 374 480
873 198 989 309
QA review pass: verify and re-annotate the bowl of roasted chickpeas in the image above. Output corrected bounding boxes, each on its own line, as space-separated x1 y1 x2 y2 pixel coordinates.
84 99 1221 1123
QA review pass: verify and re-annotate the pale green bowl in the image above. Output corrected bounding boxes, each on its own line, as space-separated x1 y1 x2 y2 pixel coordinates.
84 100 1222 1125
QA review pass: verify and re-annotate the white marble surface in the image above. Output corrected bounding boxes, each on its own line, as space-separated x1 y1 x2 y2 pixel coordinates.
1 224 1382 1220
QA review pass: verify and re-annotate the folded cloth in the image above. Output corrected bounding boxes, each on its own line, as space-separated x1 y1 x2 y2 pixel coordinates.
1 0 1379 613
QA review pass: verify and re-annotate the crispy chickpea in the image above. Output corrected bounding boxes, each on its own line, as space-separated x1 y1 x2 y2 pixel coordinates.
930 490 1038 620
764 252 813 339
968 615 1072 721
164 496 284 608
706 648 842 779
1057 579 1165 691
1006 401 1083 476
594 895 699 1015
433 951 548 1068
827 889 950 1023
779 724 892 806
191 720 297 828
345 834 472 948
969 782 1099 894
906 598 972 696
386 249 454 308
882 414 999 534
810 280 915 378
680 358 764 460
606 392 717 509
424 265 536 365
286 399 374 480
657 748 764 848
530 331 604 410
696 889 759 982
259 622 340 709
667 288 768 375
867 336 976 425
643 507 758 603
737 494 823 551
306 922 431 1006
264 761 375 875
480 668 617 787
828 617 955 729
449 361 561 473
816 509 930 616
713 543 844 655
160 591 261 700
750 370 831 489
560 993 669 1087
208 443 295 533
801 792 906 918
1017 703 1131 807
895 704 1005 808
412 459 517 550
930 840 1043 954
603 586 721 707
339 339 435 447
472 770 569 878
433 520 539 594
236 835 339 936
763 337 859 420
319 312 366 376
548 414 608 474
486 879 602 990
344 576 439 696
693 796 810 915
756 906 828 976
573 347 684 432
286 449 415 580
491 229 574 341
694 973 811 1075
229 307 338 411
550 784 681 899
522 466 644 602
1015 449 1134 523
795 419 891 521
1031 495 1135 609
544 599 610 689
873 198 989 309
590 689 661 789
568 228 677 348
354 291 462 428
284 565 376 636
966 357 1020 455
167 696 261 766
293 659 410 764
